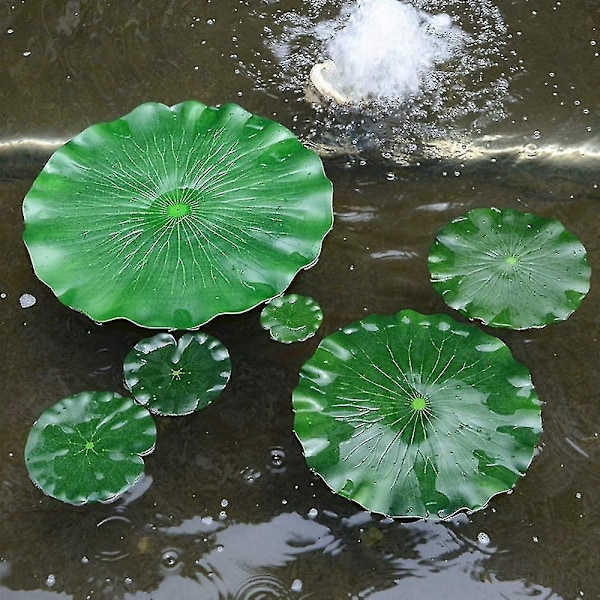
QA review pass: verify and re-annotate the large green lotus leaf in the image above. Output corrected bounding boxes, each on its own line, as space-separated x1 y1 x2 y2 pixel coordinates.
25 391 156 505
123 332 231 416
428 207 591 329
260 293 324 343
22 101 333 329
292 309 542 520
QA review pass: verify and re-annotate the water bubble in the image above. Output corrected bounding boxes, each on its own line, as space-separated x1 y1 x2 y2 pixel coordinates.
477 531 490 545
291 578 303 592
160 548 181 572
45 574 56 587
267 446 287 473
307 507 319 519
241 467 262 484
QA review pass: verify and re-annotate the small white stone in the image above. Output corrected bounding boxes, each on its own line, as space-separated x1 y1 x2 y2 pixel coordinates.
19 293 36 308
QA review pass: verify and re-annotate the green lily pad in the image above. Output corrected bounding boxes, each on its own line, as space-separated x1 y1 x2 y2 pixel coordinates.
292 309 542 520
428 207 591 329
260 293 323 343
123 332 231 416
22 101 333 329
25 391 157 505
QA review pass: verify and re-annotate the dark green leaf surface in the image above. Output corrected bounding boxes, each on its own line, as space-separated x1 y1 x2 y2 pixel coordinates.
293 309 542 519
260 293 323 343
23 101 333 329
428 208 591 329
25 391 156 505
124 332 231 416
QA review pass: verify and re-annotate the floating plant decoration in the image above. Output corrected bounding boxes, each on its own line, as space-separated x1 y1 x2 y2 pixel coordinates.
124 332 231 416
25 391 157 505
260 293 323 343
428 207 591 329
22 101 333 329
292 309 542 520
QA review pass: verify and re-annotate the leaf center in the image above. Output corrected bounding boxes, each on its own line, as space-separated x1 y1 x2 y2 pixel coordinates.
170 367 187 381
410 397 428 411
167 202 192 218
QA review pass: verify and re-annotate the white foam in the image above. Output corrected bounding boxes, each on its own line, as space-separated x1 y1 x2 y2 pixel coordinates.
322 0 469 102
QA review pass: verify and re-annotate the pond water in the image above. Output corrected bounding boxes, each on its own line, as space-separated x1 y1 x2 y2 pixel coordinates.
1 0 600 598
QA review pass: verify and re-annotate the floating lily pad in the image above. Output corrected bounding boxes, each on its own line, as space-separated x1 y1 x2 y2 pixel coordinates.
260 294 323 343
292 309 542 519
25 391 156 505
22 101 333 329
124 332 231 416
428 207 591 329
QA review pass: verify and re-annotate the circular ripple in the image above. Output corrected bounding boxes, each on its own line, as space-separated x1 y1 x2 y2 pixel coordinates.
233 572 310 600
94 515 133 562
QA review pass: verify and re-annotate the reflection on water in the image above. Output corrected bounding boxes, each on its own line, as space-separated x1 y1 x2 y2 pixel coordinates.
2 0 600 598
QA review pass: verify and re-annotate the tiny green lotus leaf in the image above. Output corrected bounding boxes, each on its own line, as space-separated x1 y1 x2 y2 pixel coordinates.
428 207 591 329
22 101 333 329
260 293 324 343
124 332 231 416
292 309 542 520
25 391 157 506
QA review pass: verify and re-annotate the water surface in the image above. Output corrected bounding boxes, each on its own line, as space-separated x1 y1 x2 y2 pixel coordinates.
1 1 599 598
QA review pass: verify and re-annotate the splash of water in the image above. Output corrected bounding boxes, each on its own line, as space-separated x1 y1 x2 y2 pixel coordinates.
248 0 513 161
313 0 470 103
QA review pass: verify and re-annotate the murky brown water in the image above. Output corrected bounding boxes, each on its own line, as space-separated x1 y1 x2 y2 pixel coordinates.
1 1 600 599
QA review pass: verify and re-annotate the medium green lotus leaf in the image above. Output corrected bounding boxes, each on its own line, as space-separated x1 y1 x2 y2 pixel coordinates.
22 101 333 329
428 207 591 329
123 332 231 416
292 309 542 520
25 391 156 505
260 293 323 343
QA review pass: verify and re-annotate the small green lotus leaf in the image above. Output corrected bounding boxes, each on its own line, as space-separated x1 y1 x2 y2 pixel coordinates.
428 207 591 329
24 391 157 506
292 309 542 520
123 332 231 416
260 293 324 343
22 101 333 329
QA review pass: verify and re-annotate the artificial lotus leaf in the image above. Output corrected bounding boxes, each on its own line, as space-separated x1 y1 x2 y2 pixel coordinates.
428 207 591 329
22 101 333 329
124 332 231 416
25 391 156 505
260 293 323 343
292 309 542 520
